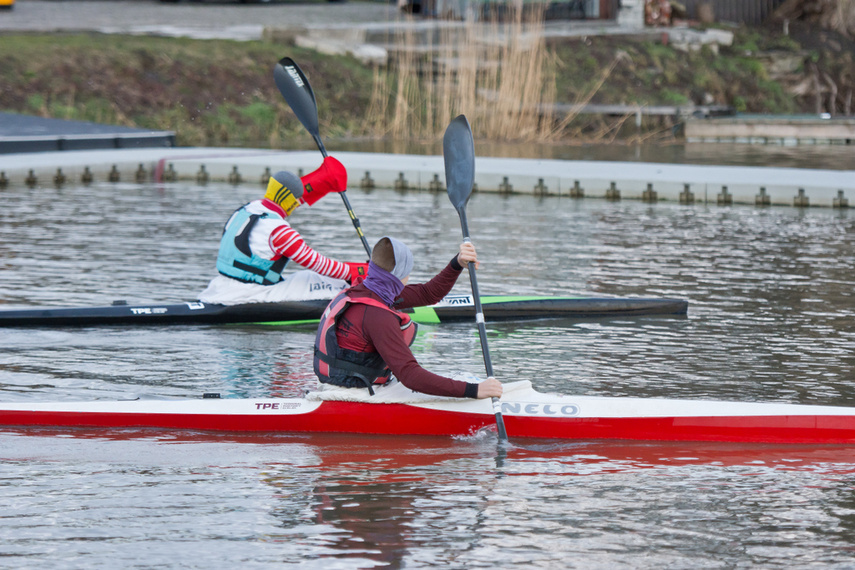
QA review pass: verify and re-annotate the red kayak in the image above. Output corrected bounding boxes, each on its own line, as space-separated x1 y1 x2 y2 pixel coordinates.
2 381 855 444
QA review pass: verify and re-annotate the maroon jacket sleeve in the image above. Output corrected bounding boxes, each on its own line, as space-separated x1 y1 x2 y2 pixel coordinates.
363 305 479 398
393 256 463 310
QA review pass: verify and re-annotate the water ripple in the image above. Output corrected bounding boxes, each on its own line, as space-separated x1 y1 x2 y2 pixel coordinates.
1 183 855 567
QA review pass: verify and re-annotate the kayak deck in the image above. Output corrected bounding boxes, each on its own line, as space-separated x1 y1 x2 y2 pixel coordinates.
3 381 854 444
0 295 688 327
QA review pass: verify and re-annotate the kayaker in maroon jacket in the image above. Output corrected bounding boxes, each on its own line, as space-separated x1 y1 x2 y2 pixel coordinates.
313 236 503 399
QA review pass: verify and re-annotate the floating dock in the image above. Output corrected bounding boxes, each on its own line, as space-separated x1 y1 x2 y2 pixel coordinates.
0 112 175 154
0 110 851 209
0 146 851 209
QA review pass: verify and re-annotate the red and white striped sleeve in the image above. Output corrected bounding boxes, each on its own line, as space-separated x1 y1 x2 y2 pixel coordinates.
269 224 349 280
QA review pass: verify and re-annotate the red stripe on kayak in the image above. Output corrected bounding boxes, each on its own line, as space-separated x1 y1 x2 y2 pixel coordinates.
0 402 495 437
4 404 855 443
504 415 855 444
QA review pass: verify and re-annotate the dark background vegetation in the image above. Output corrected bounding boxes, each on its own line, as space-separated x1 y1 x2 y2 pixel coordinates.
0 21 851 147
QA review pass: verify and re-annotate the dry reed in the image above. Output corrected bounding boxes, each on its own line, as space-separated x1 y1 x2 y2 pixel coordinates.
365 4 655 144
369 4 566 143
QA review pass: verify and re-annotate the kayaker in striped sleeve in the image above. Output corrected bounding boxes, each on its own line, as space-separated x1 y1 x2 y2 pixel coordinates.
269 224 351 280
198 158 369 306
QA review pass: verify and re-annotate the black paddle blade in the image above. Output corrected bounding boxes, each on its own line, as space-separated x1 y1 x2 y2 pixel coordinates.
274 57 320 137
442 115 476 212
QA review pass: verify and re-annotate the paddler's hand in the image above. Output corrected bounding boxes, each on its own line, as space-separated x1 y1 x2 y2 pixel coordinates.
300 156 347 206
457 241 480 270
346 262 369 286
477 377 503 399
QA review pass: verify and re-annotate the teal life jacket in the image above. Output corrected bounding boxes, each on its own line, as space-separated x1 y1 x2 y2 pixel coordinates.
216 206 289 285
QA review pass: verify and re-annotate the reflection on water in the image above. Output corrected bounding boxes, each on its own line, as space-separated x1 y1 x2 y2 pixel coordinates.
3 429 855 567
1 179 855 567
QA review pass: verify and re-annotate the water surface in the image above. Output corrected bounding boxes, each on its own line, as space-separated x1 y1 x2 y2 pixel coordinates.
1 179 854 567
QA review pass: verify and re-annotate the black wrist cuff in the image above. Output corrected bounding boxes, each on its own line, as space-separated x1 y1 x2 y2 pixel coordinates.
463 382 479 399
450 255 464 272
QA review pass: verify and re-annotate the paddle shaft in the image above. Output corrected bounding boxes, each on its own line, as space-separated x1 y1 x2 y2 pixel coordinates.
274 57 371 258
456 207 508 441
443 114 507 440
310 134 372 258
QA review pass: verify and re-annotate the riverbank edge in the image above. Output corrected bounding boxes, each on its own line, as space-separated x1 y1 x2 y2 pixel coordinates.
3 22 852 149
1 147 852 209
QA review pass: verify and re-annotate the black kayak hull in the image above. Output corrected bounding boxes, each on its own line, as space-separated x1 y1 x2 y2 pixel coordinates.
0 295 688 327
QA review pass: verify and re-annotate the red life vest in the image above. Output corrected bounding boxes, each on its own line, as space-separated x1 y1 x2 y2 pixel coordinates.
313 290 418 395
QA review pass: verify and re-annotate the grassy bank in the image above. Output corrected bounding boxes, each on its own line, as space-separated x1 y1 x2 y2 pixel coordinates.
0 25 849 148
0 34 376 148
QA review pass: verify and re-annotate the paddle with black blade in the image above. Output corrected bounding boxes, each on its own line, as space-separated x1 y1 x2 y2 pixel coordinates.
273 56 372 258
443 115 508 442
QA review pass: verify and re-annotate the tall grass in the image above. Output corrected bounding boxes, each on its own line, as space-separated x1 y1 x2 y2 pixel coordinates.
368 5 566 142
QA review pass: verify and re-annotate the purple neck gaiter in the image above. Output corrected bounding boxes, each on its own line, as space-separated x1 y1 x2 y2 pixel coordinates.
362 261 404 306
